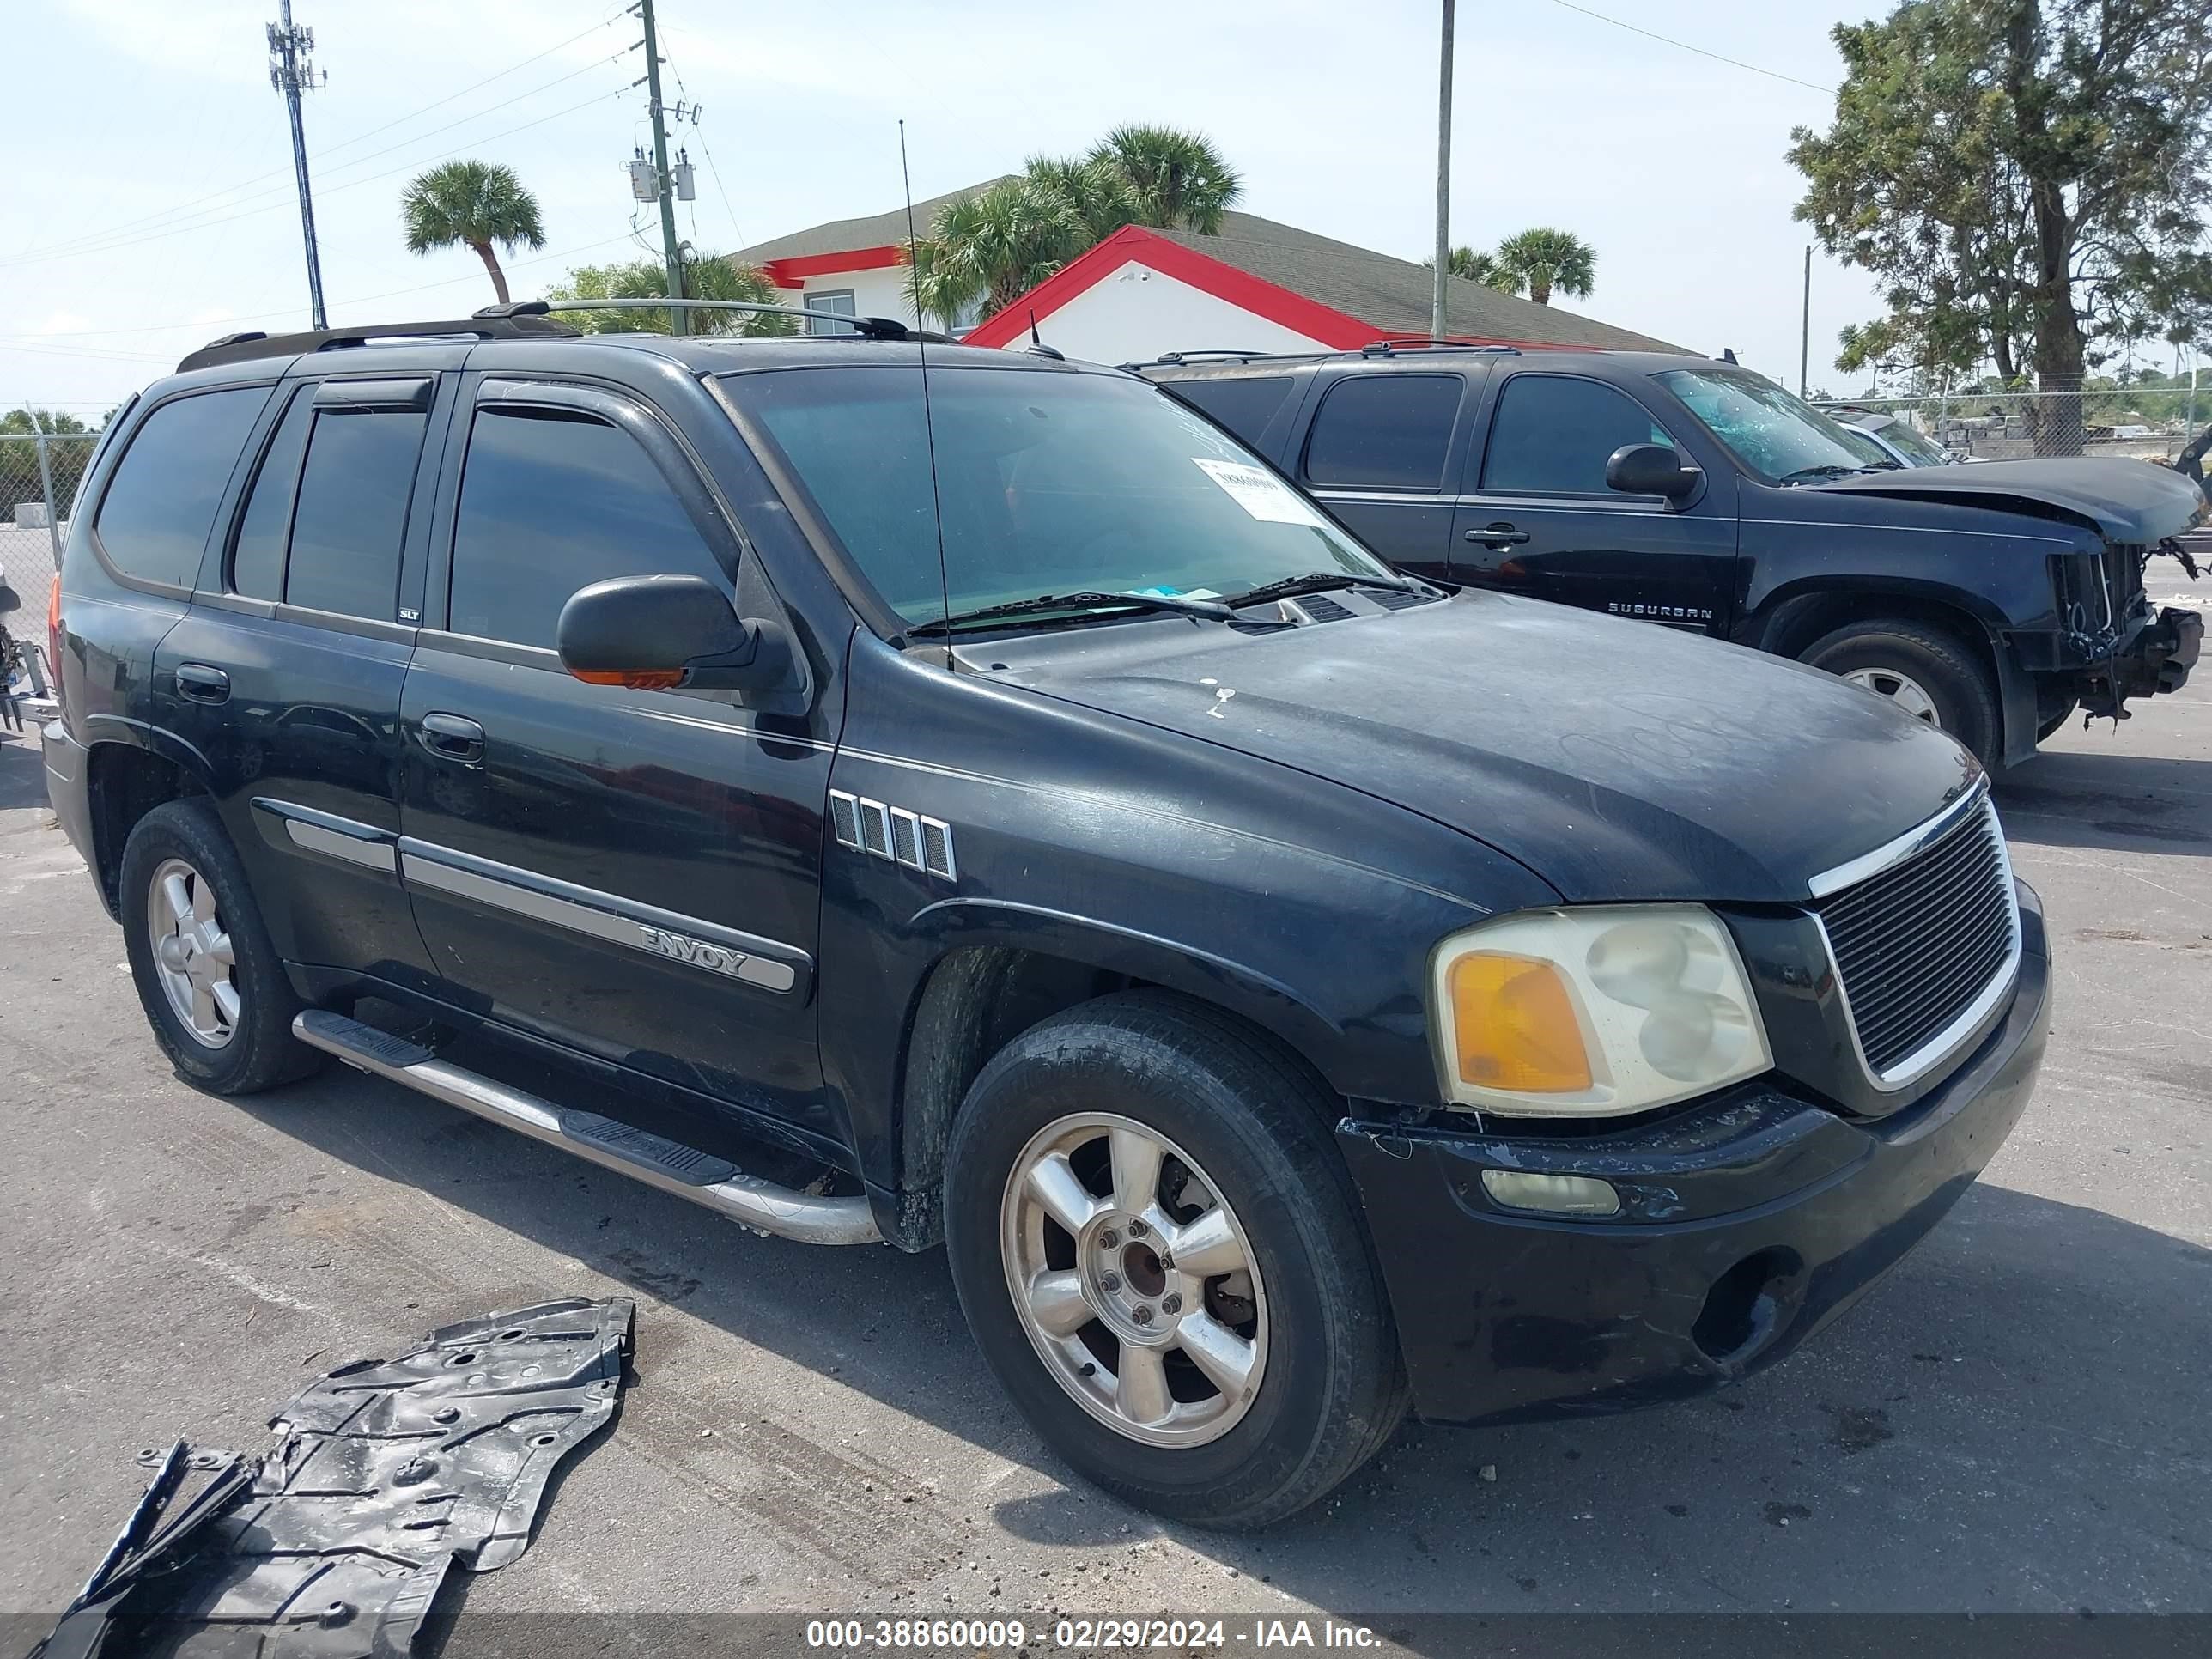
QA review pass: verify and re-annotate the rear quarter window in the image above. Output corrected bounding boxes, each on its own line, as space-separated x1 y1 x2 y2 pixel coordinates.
1302 374 1462 490
1165 375 1297 447
94 386 270 588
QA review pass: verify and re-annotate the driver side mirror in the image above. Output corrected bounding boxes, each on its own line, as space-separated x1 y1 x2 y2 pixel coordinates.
556 574 794 696
1605 443 1701 501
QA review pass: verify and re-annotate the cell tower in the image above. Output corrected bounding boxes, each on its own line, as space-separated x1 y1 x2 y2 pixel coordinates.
267 1 328 330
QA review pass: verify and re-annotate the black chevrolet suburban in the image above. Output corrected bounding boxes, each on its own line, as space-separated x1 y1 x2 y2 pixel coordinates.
1145 346 2204 768
44 304 2049 1528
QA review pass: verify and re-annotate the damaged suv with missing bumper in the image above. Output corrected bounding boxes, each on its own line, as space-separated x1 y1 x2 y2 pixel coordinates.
1146 349 2203 769
45 305 2047 1528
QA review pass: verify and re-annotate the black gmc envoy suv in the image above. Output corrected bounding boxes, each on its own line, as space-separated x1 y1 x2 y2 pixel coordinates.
43 306 2049 1528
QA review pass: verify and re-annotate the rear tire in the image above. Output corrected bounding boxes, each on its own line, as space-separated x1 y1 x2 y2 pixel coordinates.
1802 618 2002 768
119 798 322 1095
943 991 1407 1529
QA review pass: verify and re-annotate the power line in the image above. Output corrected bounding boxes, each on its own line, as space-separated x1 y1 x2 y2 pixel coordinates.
0 230 641 348
18 9 629 264
657 24 745 251
0 84 634 271
1543 0 1835 95
7 65 631 269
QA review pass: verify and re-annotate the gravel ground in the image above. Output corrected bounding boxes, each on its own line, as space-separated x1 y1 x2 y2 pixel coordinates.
1 584 2206 1644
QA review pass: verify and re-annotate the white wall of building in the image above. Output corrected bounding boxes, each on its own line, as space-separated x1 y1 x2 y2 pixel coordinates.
1005 263 1332 366
772 266 924 331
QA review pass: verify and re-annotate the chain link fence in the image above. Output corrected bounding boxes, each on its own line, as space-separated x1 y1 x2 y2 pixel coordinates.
1818 380 2208 465
3 430 102 703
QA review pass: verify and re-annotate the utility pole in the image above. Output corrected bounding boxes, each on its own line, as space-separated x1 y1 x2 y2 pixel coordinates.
1431 0 1455 340
1799 246 1811 398
635 0 688 335
267 0 326 330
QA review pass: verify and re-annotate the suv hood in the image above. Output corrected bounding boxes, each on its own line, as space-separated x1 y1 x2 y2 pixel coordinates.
974 593 1980 904
1817 456 2205 544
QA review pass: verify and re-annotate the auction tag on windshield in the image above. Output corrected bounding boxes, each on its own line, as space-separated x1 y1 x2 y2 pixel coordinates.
1192 458 1330 527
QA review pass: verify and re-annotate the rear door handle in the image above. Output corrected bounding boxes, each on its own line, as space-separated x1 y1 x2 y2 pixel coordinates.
175 663 230 704
417 712 485 763
1465 523 1530 548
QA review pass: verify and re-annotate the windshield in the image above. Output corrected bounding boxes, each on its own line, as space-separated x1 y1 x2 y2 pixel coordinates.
1870 418 1952 466
1655 368 1894 483
726 366 1392 627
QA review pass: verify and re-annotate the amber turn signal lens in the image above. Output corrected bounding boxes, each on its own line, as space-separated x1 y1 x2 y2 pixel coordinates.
571 669 684 690
1448 951 1593 1093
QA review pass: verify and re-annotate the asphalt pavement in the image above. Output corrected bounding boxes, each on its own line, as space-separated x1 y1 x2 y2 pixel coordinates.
2 582 2206 1645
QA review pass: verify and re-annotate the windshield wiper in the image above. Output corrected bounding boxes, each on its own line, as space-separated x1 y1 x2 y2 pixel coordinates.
1226 571 1423 609
1778 464 1880 485
908 590 1234 635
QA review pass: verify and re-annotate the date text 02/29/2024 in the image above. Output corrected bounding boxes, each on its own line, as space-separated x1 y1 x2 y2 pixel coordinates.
804 1616 1386 1650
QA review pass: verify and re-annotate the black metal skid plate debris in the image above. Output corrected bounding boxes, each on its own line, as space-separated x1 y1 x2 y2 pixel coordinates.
32 1297 635 1659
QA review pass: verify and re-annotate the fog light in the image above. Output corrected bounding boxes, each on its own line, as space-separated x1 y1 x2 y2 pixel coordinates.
1480 1169 1621 1218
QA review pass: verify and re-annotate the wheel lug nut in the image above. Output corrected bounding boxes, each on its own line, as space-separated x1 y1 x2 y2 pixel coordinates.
1161 1292 1182 1316
1101 1272 1121 1294
1099 1228 1120 1249
1132 1305 1153 1326
1127 1219 1148 1237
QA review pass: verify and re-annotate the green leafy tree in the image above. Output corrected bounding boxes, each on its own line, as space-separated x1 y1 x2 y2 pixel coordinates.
1086 124 1241 235
546 251 795 337
401 160 546 305
3 407 95 517
1790 0 2212 453
1 408 89 436
912 125 1243 328
1425 245 1504 286
1487 228 1597 307
910 176 1093 325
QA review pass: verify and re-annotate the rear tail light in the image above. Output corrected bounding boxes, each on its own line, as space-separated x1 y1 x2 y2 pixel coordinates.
46 573 64 714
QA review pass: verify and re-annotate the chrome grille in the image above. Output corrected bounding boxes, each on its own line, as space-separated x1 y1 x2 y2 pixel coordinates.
1814 799 2019 1086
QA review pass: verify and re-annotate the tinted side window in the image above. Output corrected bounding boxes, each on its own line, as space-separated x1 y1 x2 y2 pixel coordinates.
1169 376 1297 447
1302 374 1462 490
94 387 269 587
228 389 314 601
447 406 723 649
281 409 428 620
1480 375 1675 495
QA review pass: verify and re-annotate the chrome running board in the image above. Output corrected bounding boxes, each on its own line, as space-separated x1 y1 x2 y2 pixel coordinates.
293 1009 881 1246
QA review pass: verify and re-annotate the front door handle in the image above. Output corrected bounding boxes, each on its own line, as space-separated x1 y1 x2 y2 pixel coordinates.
417 712 486 763
175 663 230 704
1465 523 1531 548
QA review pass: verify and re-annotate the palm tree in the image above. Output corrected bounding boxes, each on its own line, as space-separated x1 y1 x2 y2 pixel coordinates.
1429 245 1500 286
401 160 545 305
545 251 794 337
913 125 1246 331
1086 124 1241 234
910 174 1092 325
1488 228 1596 307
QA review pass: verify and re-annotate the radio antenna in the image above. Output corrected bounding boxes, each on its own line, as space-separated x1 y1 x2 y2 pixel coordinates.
899 118 953 668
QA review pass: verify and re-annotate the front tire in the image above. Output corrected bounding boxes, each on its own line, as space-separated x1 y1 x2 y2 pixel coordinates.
1802 618 2002 767
119 798 322 1095
943 992 1406 1528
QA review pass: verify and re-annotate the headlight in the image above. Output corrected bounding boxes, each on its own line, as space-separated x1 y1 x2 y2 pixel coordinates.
1428 906 1771 1117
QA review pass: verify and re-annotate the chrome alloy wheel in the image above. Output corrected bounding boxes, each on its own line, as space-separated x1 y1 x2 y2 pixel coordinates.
146 857 239 1048
1000 1112 1268 1448
1843 666 1940 724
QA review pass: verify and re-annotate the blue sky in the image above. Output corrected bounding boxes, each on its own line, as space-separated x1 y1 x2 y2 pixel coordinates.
8 1 1923 414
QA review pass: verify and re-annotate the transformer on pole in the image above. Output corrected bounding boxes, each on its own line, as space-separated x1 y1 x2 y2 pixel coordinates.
267 0 328 331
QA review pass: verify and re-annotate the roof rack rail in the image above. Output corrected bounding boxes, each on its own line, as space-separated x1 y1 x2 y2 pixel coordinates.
519 296 951 343
1357 340 1523 358
178 313 578 373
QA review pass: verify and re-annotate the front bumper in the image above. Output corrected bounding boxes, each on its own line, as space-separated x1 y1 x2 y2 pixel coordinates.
1338 882 2049 1427
2117 605 2202 698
